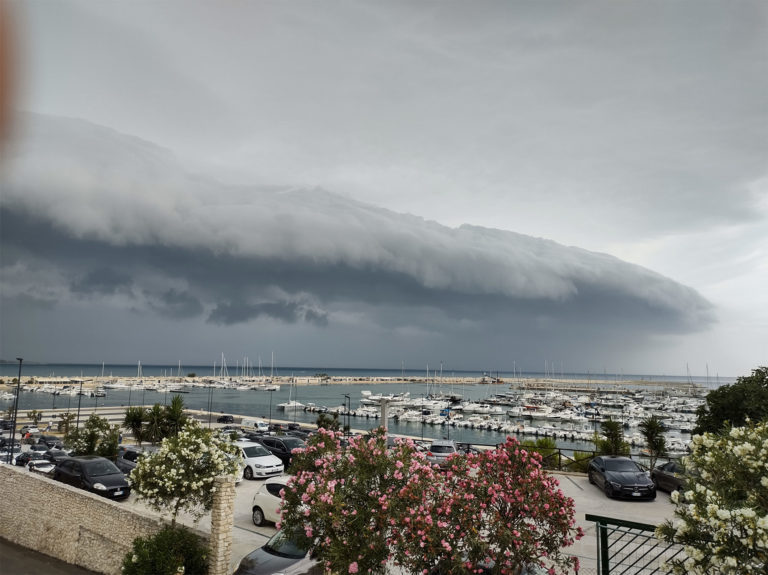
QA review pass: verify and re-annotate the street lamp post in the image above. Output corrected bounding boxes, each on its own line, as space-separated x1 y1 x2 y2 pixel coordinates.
207 384 214 429
6 357 22 464
75 378 84 431
421 393 425 442
343 394 351 439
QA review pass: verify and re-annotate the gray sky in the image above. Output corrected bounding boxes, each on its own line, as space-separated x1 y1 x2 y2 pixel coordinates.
1 0 766 376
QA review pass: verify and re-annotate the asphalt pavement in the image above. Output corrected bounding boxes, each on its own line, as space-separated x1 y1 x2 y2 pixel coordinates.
0 537 100 575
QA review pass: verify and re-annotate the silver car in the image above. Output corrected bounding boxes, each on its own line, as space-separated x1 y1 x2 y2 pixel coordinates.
426 439 460 468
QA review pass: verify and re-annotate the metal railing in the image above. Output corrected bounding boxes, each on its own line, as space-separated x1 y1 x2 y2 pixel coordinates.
585 514 685 575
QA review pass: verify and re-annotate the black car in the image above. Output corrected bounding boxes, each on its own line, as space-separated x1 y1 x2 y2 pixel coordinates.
115 445 159 475
651 460 686 493
37 435 63 448
44 448 71 464
588 456 656 500
0 419 13 430
15 450 47 467
217 415 235 424
234 530 321 575
52 456 131 500
256 436 306 469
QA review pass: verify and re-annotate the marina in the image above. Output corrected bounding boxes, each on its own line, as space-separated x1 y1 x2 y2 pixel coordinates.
0 363 720 455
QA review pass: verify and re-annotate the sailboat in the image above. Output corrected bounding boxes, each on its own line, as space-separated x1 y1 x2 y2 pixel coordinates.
276 380 304 412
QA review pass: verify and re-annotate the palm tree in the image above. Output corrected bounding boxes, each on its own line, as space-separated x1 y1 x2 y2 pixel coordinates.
639 415 668 470
123 407 147 446
163 394 188 437
145 404 165 445
596 419 630 456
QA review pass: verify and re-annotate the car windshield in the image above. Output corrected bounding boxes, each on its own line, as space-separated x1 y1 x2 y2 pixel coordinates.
242 445 271 458
281 438 305 450
605 459 641 472
263 530 308 559
431 444 456 454
84 459 121 476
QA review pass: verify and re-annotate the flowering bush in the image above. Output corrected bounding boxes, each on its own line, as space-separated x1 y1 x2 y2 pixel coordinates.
390 436 583 574
280 429 582 575
656 420 768 574
280 427 432 574
131 420 242 524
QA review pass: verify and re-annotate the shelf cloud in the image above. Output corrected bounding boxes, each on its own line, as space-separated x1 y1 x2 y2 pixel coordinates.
0 114 714 367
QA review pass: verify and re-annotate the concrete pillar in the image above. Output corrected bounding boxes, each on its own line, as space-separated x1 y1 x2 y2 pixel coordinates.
208 475 236 575
380 399 390 432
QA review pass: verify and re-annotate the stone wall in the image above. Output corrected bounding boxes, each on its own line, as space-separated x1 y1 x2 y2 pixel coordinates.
0 464 168 574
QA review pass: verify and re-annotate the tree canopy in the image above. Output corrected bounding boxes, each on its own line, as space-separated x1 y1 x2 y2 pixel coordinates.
694 366 768 434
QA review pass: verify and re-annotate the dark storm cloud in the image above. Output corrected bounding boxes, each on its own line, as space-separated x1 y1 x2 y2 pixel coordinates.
146 288 204 319
70 267 133 296
208 298 328 327
1 114 714 345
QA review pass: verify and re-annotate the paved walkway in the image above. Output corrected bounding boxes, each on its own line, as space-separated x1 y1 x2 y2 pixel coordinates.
0 537 99 575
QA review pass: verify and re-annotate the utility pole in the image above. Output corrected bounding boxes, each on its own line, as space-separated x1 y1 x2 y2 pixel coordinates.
6 357 23 464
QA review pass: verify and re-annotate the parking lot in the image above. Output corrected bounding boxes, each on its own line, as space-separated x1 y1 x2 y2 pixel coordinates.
122 468 677 574
3 426 678 574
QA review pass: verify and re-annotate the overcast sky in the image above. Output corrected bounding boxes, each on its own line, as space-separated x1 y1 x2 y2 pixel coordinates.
1 1 766 377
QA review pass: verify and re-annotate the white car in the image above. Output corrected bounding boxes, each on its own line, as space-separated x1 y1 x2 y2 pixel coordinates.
236 441 284 480
251 476 289 526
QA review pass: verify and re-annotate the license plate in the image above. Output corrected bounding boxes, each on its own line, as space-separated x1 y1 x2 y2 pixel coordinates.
114 490 124 496
632 492 641 497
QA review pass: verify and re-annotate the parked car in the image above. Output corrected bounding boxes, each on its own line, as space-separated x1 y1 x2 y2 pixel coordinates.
217 414 235 424
426 439 460 468
0 443 21 460
19 425 40 436
36 435 63 448
0 437 21 450
52 455 131 500
651 460 686 493
43 448 71 464
256 436 306 470
0 419 13 430
114 445 160 475
29 443 48 452
233 529 321 575
236 441 284 480
15 450 47 467
251 476 289 526
588 456 656 500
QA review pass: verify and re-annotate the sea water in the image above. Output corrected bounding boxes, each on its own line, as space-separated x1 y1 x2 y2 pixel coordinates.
1 373 702 453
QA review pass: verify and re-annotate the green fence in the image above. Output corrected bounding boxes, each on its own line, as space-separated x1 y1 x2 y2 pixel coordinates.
585 514 686 575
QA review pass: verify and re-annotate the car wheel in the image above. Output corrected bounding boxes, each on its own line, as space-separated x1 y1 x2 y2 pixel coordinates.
652 477 659 490
252 506 264 526
243 466 253 480
588 470 595 484
649 490 657 501
604 483 613 498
